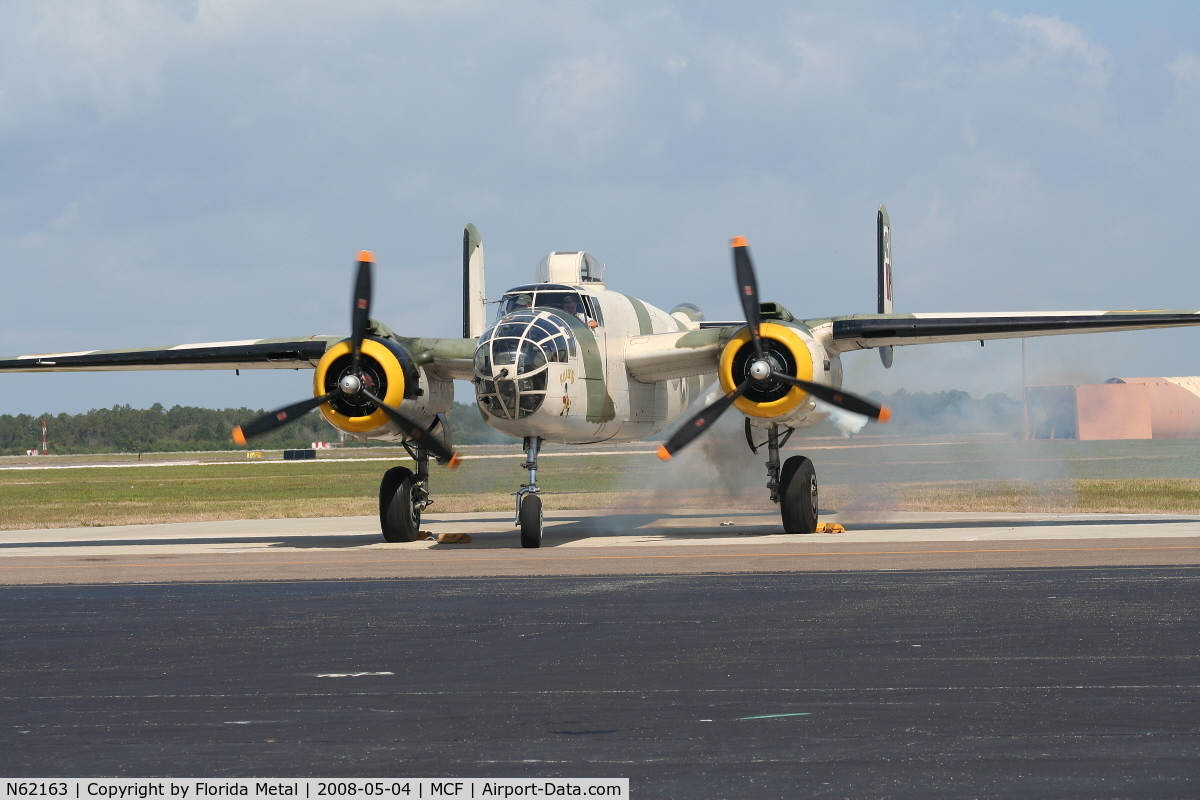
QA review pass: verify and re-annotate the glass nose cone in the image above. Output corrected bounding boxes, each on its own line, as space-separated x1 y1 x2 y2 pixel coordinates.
473 311 574 420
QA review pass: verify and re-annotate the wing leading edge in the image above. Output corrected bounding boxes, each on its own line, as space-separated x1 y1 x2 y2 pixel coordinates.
827 310 1200 351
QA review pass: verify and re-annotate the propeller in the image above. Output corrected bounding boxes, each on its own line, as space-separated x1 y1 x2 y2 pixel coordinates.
231 391 340 445
657 237 890 461
232 251 461 468
350 255 371 376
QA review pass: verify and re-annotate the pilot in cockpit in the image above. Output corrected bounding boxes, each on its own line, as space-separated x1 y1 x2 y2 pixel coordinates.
559 294 586 321
498 289 596 325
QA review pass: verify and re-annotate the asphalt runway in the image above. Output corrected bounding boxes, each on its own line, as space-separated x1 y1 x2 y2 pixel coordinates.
3 568 1200 797
2 511 1199 796
1 509 1200 584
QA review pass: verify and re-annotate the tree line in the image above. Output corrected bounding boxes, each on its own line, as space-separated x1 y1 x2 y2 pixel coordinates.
0 390 1023 455
0 401 507 456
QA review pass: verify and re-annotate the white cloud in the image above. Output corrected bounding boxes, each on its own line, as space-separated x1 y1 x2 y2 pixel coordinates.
1167 50 1200 113
1006 13 1108 70
1168 51 1200 85
0 1 181 131
2 2 1200 414
519 51 631 162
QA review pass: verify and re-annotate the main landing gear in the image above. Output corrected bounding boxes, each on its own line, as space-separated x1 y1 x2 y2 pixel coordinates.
379 442 434 543
377 430 545 548
748 420 818 534
516 436 544 548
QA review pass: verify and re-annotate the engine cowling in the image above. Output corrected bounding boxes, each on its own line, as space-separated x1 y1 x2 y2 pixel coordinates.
717 321 820 422
312 336 422 438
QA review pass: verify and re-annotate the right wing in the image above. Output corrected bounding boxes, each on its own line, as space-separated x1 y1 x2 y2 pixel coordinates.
0 336 339 372
0 327 479 382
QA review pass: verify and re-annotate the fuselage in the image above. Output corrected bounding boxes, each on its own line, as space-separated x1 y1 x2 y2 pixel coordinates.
473 282 706 444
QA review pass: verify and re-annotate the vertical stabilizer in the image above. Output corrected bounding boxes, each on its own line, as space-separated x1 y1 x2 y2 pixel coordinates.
463 223 486 339
877 205 894 368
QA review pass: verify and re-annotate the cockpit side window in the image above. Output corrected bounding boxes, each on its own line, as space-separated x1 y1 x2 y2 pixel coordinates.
581 296 603 326
534 291 587 321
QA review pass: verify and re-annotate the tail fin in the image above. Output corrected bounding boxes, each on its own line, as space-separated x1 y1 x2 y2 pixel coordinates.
877 205 894 368
463 223 486 339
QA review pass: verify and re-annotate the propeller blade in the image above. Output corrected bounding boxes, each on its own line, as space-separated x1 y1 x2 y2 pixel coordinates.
361 388 461 468
351 251 374 374
769 371 891 422
232 391 341 445
732 236 764 361
657 381 749 460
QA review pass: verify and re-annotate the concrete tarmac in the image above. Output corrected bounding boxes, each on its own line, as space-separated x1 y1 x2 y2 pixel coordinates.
0 509 1199 584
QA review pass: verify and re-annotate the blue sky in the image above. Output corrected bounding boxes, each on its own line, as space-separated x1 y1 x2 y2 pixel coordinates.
2 1 1200 415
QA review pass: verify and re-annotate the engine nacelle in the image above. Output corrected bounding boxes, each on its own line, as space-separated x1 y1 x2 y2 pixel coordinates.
312 336 451 442
717 321 832 427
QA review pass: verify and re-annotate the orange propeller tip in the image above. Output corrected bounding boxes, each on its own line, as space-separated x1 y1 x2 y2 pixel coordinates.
877 406 892 424
357 250 375 263
447 453 463 470
656 445 672 461
730 235 749 248
231 426 247 446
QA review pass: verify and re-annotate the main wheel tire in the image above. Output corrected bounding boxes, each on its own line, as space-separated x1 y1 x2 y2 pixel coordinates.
379 466 421 543
780 455 818 534
519 493 543 549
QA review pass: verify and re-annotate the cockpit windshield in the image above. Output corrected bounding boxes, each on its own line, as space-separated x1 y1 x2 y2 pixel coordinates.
497 285 598 324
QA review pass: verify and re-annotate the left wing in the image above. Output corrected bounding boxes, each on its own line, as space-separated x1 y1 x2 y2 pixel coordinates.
824 310 1200 352
621 309 1200 382
0 335 339 372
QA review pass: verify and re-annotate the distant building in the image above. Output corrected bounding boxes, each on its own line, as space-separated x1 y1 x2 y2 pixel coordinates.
1026 377 1200 440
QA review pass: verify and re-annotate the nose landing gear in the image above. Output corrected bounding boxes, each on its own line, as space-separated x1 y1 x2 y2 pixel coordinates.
516 436 544 548
749 420 818 534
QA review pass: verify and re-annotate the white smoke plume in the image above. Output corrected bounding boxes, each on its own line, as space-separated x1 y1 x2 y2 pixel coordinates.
816 399 869 438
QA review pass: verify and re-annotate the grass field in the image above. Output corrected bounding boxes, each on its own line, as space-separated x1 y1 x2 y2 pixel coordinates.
1 435 1199 529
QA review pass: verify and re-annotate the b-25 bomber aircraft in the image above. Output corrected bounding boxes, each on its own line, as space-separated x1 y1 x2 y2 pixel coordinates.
4 207 1200 547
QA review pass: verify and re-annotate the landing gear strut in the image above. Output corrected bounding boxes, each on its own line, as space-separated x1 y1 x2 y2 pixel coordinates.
749 420 818 534
379 444 433 542
516 436 544 548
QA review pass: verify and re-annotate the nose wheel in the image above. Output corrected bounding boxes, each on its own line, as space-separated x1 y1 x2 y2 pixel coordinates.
519 492 543 548
516 436 544 547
